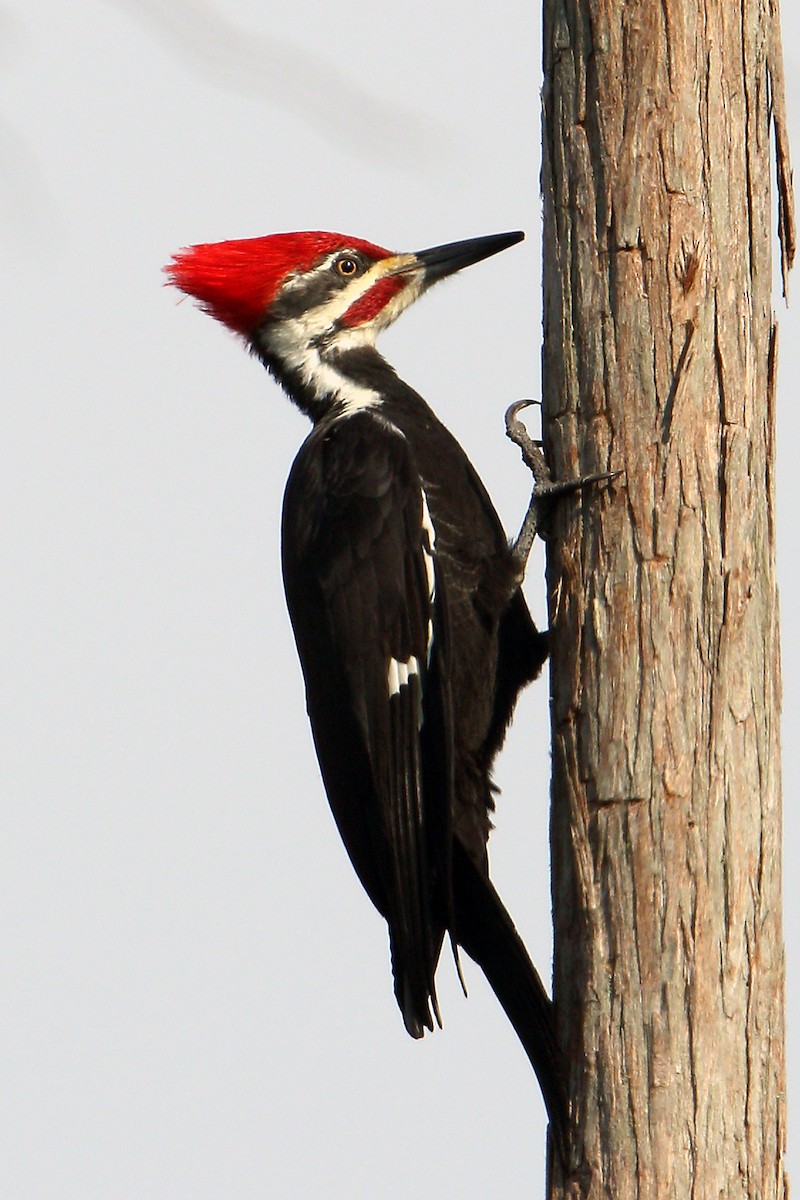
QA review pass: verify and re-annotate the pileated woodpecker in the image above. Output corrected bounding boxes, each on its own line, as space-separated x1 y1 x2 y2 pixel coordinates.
166 229 571 1155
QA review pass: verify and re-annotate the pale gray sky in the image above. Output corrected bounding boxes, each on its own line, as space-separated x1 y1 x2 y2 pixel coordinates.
3 4 798 1196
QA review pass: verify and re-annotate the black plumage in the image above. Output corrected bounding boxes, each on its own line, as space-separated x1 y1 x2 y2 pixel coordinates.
167 229 570 1161
280 366 567 1150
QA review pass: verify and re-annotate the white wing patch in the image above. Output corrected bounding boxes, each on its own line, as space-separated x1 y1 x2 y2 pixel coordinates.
388 655 420 697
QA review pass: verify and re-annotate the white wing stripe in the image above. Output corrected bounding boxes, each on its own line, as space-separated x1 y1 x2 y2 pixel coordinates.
387 655 420 697
420 490 436 660
386 490 436 698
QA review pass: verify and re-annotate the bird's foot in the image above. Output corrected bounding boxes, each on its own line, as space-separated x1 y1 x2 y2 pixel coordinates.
505 400 622 570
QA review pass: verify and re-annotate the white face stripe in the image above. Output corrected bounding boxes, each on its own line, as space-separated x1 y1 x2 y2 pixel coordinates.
265 319 381 410
263 252 425 411
280 251 419 340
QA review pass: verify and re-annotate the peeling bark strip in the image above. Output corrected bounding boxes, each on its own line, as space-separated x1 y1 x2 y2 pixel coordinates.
541 2 792 1197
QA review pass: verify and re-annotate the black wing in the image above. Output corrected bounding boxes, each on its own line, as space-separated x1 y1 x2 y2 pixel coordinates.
281 410 454 1035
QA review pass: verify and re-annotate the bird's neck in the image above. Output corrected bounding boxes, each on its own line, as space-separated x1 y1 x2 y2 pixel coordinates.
256 338 401 424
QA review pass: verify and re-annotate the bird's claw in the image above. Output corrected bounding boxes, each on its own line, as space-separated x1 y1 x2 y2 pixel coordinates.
536 468 624 502
505 400 550 486
505 401 622 568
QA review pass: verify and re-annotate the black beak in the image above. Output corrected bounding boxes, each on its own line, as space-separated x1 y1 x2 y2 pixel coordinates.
414 231 524 283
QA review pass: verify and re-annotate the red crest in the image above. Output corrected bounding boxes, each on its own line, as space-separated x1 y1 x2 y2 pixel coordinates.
165 232 391 335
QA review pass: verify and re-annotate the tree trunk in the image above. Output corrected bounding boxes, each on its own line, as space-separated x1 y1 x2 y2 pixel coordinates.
540 2 794 1196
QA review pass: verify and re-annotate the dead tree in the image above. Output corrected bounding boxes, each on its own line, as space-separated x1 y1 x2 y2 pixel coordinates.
540 1 794 1195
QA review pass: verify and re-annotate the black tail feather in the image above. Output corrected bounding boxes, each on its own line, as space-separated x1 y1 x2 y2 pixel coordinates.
451 841 570 1164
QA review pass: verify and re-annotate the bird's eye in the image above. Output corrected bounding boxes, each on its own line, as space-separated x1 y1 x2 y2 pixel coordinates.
335 256 360 278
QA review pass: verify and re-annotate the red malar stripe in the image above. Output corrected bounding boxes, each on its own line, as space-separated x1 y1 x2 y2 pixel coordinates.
340 276 407 327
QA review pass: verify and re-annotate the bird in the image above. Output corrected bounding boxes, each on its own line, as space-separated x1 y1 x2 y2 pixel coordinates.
165 229 571 1157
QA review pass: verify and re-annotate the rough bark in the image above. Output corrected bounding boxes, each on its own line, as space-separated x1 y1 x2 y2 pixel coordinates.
540 2 793 1196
